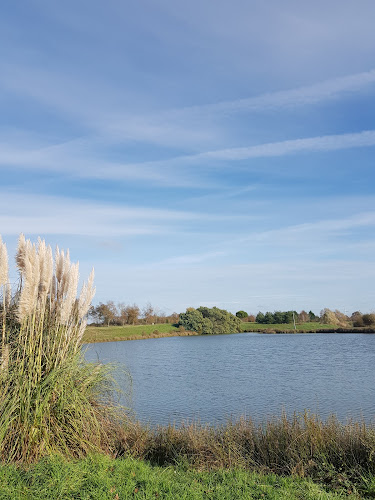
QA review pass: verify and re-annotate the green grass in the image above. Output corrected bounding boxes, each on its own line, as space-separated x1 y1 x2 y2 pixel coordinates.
84 321 364 343
240 322 343 333
83 324 189 343
0 454 360 499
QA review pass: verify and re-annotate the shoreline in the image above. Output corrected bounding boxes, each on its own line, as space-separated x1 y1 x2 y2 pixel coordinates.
83 324 375 344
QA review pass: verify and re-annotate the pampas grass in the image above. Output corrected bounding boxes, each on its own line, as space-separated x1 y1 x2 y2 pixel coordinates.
0 234 118 463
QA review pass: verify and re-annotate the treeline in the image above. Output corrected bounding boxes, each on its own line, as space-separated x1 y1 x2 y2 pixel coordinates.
89 302 179 326
237 308 375 327
90 301 375 331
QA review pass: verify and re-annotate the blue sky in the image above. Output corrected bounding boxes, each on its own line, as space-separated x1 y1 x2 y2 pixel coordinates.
1 0 375 316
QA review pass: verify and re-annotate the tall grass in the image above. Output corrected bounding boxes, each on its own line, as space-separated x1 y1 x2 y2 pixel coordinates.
114 412 375 490
0 234 118 463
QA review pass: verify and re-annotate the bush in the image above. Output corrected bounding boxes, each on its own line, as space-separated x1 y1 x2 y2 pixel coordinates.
179 307 241 334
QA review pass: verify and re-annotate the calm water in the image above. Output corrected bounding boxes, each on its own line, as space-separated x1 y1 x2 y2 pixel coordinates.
85 332 375 426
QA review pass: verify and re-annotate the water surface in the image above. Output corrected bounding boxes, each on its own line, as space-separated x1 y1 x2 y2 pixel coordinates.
85 332 375 426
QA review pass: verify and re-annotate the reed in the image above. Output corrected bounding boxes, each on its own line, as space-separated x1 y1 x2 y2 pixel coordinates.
0 234 118 463
114 412 375 490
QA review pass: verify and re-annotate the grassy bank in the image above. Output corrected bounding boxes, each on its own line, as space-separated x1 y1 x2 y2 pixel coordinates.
84 321 371 344
239 322 372 333
83 324 197 343
0 454 357 500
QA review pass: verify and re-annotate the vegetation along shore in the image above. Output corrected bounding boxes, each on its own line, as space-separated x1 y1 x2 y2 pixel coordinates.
1 235 375 499
83 321 375 344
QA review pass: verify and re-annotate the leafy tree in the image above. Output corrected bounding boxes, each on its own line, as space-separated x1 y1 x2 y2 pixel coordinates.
351 311 364 327
273 311 284 324
309 310 317 321
124 304 140 325
298 310 309 323
236 310 248 319
142 302 156 324
256 312 265 324
179 309 205 332
362 313 375 326
90 301 118 326
320 308 339 325
264 312 275 324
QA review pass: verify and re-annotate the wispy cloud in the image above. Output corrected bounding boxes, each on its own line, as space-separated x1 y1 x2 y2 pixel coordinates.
0 191 254 237
174 69 375 115
3 130 375 183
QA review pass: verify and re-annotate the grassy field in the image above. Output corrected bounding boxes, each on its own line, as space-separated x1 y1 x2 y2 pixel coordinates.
83 323 195 343
84 321 353 343
0 454 362 499
240 321 340 333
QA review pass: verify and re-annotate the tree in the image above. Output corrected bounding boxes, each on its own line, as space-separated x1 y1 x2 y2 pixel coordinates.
298 310 309 323
236 310 248 319
309 310 318 321
351 311 364 327
117 302 128 326
142 302 156 324
256 312 265 324
124 304 140 325
179 306 241 335
320 308 339 325
362 313 375 326
90 301 117 326
263 312 275 324
179 308 205 332
273 311 284 324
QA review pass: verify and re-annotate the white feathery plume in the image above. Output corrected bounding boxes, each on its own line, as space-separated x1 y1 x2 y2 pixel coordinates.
17 241 40 321
0 236 9 286
60 262 79 324
37 239 53 301
78 268 96 321
15 233 26 274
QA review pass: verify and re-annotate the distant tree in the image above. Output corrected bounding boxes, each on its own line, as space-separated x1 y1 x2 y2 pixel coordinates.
298 310 309 323
334 309 349 326
91 301 118 326
117 302 128 326
309 310 318 321
235 310 248 319
248 314 256 322
351 311 364 327
320 308 339 325
125 304 140 325
273 311 284 324
263 312 275 324
256 312 265 324
179 309 205 332
362 313 375 326
142 302 156 324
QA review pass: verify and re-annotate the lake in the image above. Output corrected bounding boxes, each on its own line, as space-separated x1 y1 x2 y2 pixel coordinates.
85 332 375 426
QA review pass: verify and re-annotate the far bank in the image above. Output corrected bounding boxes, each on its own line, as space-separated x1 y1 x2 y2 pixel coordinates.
83 322 374 343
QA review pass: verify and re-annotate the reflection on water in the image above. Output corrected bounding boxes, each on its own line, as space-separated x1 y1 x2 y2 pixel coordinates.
85 332 375 426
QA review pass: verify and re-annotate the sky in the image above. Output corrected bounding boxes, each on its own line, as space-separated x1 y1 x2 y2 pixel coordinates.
1 0 375 316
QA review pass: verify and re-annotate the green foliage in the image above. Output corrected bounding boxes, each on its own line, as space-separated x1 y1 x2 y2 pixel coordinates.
256 311 297 324
309 310 317 321
362 313 375 326
235 310 248 319
179 307 241 335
